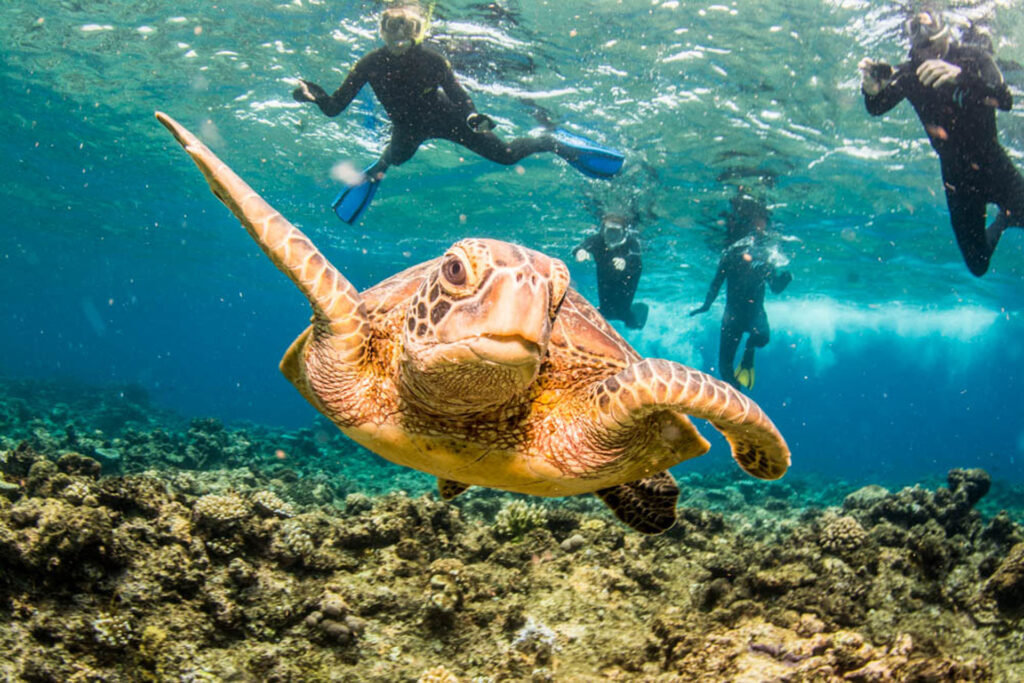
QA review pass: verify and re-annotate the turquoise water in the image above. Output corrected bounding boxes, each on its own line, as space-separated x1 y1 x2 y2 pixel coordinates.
2 1 1022 486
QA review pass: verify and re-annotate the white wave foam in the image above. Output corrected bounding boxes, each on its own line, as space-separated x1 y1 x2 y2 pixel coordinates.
622 297 1001 375
768 298 998 342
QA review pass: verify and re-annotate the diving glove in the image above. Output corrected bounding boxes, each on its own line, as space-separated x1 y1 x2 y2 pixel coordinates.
293 79 327 103
467 112 496 133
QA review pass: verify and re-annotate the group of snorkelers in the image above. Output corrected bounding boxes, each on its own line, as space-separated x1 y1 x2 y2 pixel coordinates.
292 3 1023 391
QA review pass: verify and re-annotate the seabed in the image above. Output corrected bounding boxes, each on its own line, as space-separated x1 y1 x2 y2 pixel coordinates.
0 378 1022 681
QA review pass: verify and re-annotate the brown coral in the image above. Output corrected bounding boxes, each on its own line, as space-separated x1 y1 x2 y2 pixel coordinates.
0 422 1020 681
819 515 869 556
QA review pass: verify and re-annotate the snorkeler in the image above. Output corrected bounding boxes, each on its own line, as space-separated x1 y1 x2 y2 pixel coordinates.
293 3 625 224
689 194 792 390
859 9 1023 277
573 212 648 329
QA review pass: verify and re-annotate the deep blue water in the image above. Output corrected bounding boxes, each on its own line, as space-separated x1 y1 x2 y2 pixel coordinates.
2 1 1022 489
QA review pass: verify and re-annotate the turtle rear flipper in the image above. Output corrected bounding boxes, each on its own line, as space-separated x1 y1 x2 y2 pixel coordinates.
438 478 471 500
595 471 679 534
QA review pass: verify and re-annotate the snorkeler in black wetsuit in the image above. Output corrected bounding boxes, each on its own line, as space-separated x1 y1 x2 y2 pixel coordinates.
294 4 553 176
293 4 623 224
573 213 648 329
859 10 1023 277
689 196 792 390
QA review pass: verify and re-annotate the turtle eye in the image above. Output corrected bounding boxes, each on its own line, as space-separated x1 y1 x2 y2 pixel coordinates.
441 256 468 287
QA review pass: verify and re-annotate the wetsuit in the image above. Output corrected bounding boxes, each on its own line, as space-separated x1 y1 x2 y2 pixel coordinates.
863 43 1023 276
300 44 555 171
694 235 791 387
573 232 646 329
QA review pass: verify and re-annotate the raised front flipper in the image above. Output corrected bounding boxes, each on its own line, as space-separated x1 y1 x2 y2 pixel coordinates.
155 112 369 367
592 358 790 480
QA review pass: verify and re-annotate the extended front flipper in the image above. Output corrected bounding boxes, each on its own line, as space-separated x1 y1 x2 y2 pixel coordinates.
155 112 370 368
592 358 790 480
595 470 680 534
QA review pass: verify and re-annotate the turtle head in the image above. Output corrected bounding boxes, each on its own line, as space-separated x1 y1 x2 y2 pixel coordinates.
400 238 570 412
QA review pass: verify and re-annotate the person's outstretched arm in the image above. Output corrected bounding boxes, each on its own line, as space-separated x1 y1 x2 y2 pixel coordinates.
293 54 373 117
859 58 909 116
769 268 793 294
573 234 599 263
690 257 727 316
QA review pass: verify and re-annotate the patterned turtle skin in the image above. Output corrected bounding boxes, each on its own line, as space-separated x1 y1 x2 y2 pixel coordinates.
156 112 790 534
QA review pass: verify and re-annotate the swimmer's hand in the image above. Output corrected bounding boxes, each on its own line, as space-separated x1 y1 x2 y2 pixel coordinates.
689 304 710 316
858 58 890 96
574 249 591 263
917 59 961 88
771 270 793 293
467 112 496 133
612 257 626 271
292 79 327 103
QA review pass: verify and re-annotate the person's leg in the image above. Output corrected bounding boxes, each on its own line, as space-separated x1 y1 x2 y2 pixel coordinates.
734 308 769 385
596 271 627 323
619 259 642 309
619 261 644 328
626 302 649 329
596 260 641 324
986 149 1024 247
463 131 556 165
718 312 743 388
945 182 992 277
438 113 556 165
747 308 771 351
377 125 426 174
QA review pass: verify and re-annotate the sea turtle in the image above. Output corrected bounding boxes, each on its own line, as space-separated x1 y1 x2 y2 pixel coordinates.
156 112 790 534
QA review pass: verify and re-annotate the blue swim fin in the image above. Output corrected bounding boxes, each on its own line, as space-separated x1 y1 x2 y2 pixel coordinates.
553 128 625 179
332 170 380 225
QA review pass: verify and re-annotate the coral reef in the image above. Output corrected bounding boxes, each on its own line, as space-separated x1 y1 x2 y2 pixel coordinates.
1 379 1023 680
493 499 547 540
818 514 868 556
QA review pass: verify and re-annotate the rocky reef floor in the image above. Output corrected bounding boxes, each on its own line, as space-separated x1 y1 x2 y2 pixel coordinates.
1 379 1023 681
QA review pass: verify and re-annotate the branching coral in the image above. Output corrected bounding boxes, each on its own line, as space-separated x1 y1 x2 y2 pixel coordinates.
493 500 546 540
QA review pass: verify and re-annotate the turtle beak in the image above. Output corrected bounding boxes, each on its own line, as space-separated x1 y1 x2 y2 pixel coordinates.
462 266 551 374
482 268 551 348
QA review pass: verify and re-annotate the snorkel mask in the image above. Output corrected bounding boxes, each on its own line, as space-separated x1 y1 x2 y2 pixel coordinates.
905 11 949 55
601 215 629 248
381 5 428 55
